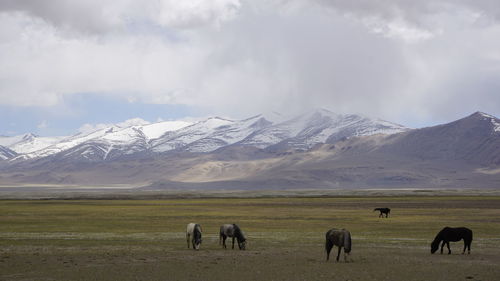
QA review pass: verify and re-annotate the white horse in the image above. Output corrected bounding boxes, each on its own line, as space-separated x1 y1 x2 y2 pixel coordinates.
219 224 247 250
186 223 202 250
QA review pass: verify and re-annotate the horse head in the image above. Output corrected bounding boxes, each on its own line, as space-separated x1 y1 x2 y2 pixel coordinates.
238 239 246 250
430 240 439 254
194 238 202 250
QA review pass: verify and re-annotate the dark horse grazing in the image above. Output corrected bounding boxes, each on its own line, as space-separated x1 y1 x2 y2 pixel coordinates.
431 227 473 254
325 228 352 262
220 224 247 250
374 208 391 218
186 223 202 250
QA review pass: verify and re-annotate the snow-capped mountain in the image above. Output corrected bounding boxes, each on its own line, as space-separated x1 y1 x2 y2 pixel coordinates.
150 109 408 154
3 109 408 162
9 120 192 161
237 109 407 150
150 115 273 153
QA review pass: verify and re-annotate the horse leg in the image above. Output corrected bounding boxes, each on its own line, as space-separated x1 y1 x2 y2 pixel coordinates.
219 233 226 249
187 233 190 248
440 241 445 254
462 241 466 254
468 242 471 254
336 246 342 262
326 245 332 261
232 237 235 249
446 242 451 254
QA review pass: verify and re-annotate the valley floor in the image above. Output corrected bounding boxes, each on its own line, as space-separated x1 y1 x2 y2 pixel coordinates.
1 196 500 280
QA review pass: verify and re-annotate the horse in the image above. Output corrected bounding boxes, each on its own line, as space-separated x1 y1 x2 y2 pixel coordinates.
186 223 202 250
325 228 352 262
431 227 472 254
374 208 391 218
219 224 247 250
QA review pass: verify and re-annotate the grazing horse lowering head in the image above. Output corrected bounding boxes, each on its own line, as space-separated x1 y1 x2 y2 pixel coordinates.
193 226 202 250
430 227 473 255
325 228 352 262
220 224 247 250
233 224 247 250
186 223 203 250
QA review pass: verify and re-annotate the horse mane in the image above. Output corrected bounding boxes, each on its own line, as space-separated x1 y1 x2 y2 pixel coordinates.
431 227 445 248
193 224 202 240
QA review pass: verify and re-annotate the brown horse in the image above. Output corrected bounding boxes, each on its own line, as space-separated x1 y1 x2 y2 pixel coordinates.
325 228 351 262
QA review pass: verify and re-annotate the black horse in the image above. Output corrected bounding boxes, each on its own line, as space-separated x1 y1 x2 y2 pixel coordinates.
431 227 473 254
374 208 390 218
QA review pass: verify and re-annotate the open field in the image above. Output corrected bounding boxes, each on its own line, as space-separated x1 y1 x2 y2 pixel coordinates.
1 196 500 280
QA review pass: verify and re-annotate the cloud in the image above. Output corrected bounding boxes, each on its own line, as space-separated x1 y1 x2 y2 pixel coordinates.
0 0 499 128
0 0 241 34
77 118 150 134
37 120 48 129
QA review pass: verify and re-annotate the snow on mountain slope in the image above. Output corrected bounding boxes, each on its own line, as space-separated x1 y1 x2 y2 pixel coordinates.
140 121 192 139
151 117 235 152
0 145 17 160
0 133 65 153
6 109 409 161
9 134 67 154
0 134 26 147
12 120 192 161
478 112 500 133
239 109 408 150
176 115 273 152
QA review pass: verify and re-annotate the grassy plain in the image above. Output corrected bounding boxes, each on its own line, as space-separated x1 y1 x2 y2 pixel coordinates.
1 196 500 280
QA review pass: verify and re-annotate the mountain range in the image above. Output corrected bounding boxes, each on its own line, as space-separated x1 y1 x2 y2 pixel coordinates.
0 109 499 189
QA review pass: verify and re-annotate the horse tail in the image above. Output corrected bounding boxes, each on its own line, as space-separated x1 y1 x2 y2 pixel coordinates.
325 239 332 252
325 230 333 252
219 226 223 245
343 230 352 254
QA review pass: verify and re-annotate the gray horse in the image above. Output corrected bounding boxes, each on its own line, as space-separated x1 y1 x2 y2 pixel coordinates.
325 228 352 262
219 224 246 250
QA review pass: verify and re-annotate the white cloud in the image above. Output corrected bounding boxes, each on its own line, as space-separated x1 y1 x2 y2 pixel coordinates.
77 118 150 134
37 120 48 129
0 0 499 127
117 118 150 127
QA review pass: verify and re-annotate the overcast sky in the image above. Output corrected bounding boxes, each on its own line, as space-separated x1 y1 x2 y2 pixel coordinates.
1 0 500 136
